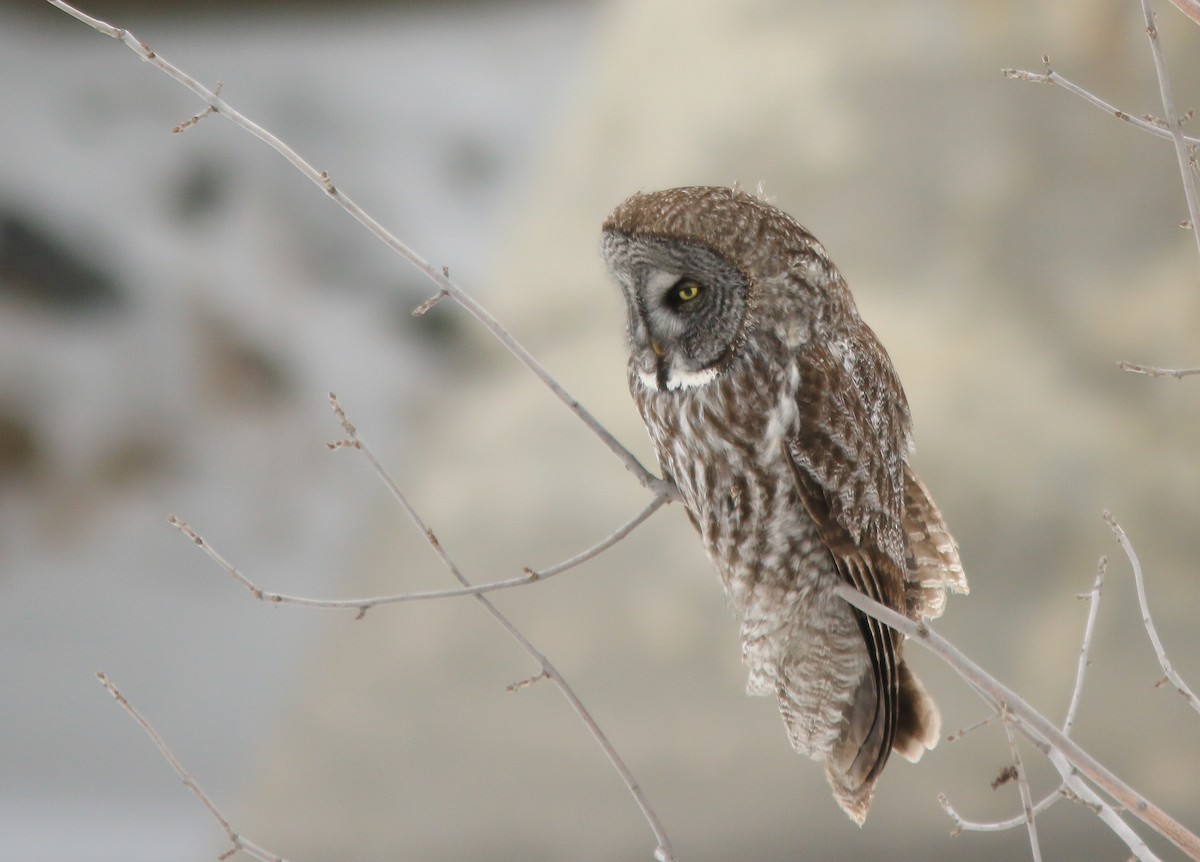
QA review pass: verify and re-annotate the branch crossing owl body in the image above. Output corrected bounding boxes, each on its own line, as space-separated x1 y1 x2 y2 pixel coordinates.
602 186 968 824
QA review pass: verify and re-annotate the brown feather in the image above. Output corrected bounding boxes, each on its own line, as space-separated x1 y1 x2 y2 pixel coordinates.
786 444 900 817
902 464 968 619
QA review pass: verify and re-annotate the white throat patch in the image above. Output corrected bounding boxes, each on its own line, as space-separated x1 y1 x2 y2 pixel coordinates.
636 364 720 392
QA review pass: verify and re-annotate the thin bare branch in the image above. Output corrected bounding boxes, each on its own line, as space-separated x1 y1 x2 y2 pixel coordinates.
1004 61 1200 148
1064 557 1107 736
945 710 1000 744
169 492 666 612
938 787 1062 836
1002 714 1043 862
42 0 677 503
96 673 290 862
1118 360 1200 378
1104 511 1200 714
1139 0 1200 263
327 395 675 862
525 493 668 579
834 582 1200 861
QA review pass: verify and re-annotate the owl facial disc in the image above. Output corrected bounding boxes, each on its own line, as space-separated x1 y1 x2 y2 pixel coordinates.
629 269 721 391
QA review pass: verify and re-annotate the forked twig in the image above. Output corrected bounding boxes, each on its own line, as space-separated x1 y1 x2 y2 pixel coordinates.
1104 511 1200 715
96 673 290 862
1003 61 1200 148
1138 0 1200 258
1006 4 1200 263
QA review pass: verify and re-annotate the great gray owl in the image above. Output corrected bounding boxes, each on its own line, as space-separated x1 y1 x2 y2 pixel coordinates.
601 185 967 824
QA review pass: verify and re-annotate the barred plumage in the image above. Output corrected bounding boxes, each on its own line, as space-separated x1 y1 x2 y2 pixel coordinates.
602 186 967 824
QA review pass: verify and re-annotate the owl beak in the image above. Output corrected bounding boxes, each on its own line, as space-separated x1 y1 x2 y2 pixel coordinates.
650 339 664 357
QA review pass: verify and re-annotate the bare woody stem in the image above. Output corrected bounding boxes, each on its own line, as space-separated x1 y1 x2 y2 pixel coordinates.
168 491 668 613
96 673 295 862
1000 716 1042 862
1003 64 1200 149
1104 511 1200 714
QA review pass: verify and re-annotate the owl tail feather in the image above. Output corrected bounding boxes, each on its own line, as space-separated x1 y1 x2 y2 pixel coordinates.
826 768 874 827
825 660 941 825
893 660 941 763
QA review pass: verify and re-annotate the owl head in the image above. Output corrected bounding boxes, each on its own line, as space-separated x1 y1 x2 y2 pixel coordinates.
601 186 852 392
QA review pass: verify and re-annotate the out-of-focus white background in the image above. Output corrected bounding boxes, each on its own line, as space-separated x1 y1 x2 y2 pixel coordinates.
2 1 1198 861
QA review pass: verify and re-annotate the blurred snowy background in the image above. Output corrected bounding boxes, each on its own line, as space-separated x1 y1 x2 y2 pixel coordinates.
2 1 1198 861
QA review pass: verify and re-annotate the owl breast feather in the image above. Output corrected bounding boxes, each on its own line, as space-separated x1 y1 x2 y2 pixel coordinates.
631 355 869 760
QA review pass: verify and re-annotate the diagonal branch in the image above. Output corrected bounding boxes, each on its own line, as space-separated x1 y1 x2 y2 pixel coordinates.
96 673 292 862
1166 0 1200 25
1047 748 1164 862
1003 62 1200 148
42 0 678 503
834 582 1200 861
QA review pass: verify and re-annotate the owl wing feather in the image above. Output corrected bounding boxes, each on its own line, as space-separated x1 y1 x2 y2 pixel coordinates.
902 464 969 619
785 336 909 801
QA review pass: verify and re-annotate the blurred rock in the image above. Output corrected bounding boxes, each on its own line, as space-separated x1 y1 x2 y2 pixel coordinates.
0 411 39 480
0 210 125 313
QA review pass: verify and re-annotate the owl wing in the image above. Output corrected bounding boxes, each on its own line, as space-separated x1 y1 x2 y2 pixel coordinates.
784 335 909 793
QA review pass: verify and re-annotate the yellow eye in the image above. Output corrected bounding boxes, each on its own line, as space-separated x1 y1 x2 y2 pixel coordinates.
676 282 700 302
